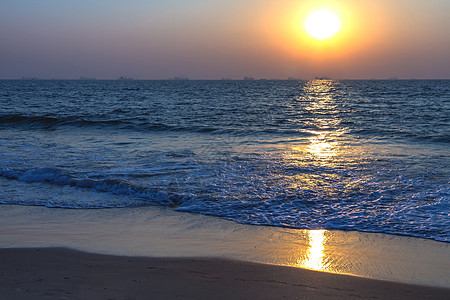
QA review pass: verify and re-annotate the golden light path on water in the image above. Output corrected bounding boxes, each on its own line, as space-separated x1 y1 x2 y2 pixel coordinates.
289 80 341 272
300 79 342 160
307 133 337 158
283 79 344 195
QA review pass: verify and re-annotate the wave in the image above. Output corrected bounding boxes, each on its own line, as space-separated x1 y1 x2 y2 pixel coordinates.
0 114 122 129
0 114 316 137
0 167 188 207
0 114 201 133
0 114 64 126
1 164 448 242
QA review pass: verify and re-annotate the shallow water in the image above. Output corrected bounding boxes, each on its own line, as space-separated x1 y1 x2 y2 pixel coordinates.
0 79 449 241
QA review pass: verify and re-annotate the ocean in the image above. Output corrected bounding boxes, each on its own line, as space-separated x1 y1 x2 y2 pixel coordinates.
0 79 448 242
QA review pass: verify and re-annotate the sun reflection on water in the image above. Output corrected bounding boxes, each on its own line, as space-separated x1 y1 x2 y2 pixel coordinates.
307 133 337 158
282 80 349 191
286 80 344 165
298 230 328 271
287 81 346 271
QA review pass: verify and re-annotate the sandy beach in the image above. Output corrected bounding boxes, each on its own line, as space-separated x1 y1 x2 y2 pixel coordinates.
1 247 449 300
1 205 449 299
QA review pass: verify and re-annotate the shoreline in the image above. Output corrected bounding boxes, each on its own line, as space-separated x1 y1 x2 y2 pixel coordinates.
0 204 449 289
1 247 449 300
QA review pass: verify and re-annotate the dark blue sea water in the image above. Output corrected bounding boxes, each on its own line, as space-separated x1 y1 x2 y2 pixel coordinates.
0 79 449 242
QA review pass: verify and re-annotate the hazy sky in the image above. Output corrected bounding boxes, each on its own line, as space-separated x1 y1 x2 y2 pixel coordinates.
1 0 449 79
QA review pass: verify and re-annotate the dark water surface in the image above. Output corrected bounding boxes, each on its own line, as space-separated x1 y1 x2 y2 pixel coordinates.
0 79 448 241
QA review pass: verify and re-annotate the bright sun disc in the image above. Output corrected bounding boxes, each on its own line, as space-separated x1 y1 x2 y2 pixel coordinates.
305 9 341 40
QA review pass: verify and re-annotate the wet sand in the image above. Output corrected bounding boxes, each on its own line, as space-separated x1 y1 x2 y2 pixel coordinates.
0 204 449 300
1 247 448 300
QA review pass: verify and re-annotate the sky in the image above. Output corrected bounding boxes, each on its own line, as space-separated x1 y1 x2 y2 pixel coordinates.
1 0 449 79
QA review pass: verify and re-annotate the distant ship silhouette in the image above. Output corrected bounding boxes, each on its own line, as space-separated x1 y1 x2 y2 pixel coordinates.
169 76 190 80
117 76 134 81
314 76 331 80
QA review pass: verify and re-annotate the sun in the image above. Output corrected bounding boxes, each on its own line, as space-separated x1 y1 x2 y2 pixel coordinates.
304 9 341 40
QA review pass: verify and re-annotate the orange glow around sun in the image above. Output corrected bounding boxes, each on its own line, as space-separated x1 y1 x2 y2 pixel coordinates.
258 0 387 63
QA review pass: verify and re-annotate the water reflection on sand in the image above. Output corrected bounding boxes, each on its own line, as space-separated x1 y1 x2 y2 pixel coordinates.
298 230 329 271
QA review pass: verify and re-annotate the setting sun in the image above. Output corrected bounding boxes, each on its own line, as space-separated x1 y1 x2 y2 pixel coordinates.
304 9 341 40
